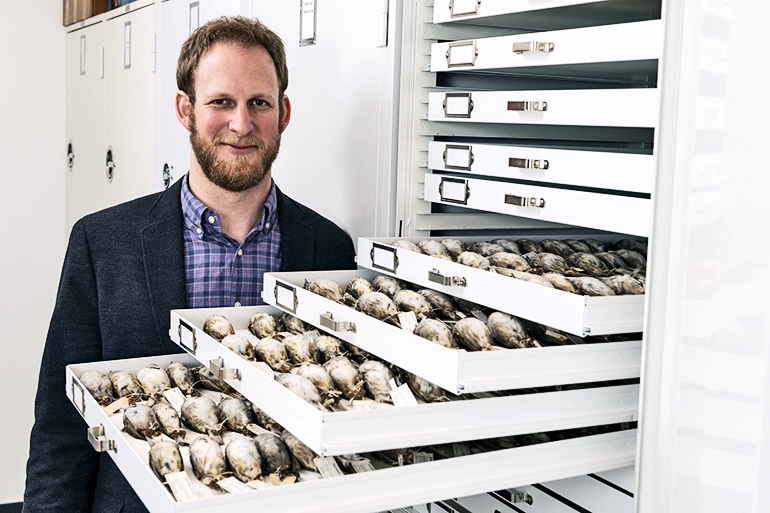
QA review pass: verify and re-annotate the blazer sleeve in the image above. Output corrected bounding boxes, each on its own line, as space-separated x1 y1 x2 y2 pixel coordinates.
23 221 104 513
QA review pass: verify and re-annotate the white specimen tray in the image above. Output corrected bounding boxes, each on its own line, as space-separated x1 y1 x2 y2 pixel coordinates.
261 270 642 394
168 306 638 455
66 354 637 513
356 237 646 336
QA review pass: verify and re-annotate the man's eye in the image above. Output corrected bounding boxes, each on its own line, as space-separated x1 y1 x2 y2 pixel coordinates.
250 99 268 107
211 99 229 106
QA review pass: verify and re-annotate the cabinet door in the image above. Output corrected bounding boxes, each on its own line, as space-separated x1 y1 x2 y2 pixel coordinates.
157 0 249 192
65 21 105 234
103 3 157 208
251 0 398 240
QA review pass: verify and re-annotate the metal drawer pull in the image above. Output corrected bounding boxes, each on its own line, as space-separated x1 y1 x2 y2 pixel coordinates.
446 40 478 67
443 144 474 171
512 41 555 54
507 100 548 112
210 357 241 381
320 312 357 333
429 268 468 287
438 176 471 205
509 157 549 170
449 0 481 17
443 92 474 118
88 425 116 453
505 194 546 208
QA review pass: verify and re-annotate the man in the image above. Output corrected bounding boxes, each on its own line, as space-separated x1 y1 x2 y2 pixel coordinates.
22 16 356 512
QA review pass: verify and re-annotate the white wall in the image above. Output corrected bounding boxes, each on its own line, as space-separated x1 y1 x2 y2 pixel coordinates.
0 0 66 505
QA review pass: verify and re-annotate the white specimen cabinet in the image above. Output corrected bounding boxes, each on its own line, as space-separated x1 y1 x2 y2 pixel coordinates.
64 0 157 234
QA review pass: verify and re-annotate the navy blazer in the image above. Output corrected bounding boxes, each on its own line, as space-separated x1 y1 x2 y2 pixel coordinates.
22 179 356 512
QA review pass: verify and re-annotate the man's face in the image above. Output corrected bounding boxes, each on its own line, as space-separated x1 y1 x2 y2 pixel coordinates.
184 42 289 192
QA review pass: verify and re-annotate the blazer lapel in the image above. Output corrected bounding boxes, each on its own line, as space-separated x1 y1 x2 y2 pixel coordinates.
139 180 188 344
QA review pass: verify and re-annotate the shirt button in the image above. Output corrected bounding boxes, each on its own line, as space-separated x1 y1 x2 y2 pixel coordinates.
208 215 216 224
234 301 241 307
196 227 202 234
265 222 270 229
237 249 243 256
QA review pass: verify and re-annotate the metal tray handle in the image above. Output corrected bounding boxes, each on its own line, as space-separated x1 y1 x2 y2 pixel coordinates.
210 357 241 381
507 100 548 112
512 41 555 54
87 425 116 453
509 157 549 170
428 268 467 287
504 194 546 208
320 312 357 333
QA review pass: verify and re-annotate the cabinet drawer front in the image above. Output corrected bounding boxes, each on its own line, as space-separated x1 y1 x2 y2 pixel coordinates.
428 88 659 128
430 20 662 78
424 173 651 236
429 141 655 194
432 0 660 29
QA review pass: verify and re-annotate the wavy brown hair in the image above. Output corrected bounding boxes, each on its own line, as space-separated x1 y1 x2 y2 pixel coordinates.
176 15 289 105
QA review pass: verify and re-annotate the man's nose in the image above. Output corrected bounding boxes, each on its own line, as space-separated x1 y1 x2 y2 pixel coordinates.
229 105 253 136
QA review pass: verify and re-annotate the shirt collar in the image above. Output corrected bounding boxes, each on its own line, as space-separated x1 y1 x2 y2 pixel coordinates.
181 174 279 241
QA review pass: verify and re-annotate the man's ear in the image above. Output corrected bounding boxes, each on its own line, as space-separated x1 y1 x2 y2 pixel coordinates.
175 91 192 130
279 95 292 133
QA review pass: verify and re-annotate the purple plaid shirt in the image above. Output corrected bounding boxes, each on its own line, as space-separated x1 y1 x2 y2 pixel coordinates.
181 175 281 307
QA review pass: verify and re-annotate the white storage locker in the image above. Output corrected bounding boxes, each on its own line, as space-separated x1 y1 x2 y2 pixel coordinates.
249 0 400 241
102 1 157 208
63 0 157 235
64 17 105 232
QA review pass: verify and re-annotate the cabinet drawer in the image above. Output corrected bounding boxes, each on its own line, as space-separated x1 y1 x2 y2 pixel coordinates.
66 354 637 512
356 237 646 337
432 0 661 31
430 20 662 82
429 141 654 194
428 88 659 128
169 307 638 456
262 269 642 394
423 173 651 236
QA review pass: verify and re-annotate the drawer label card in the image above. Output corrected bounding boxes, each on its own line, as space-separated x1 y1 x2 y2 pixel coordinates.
438 176 471 205
447 40 478 67
443 144 474 171
449 0 480 17
442 92 473 118
370 242 398 273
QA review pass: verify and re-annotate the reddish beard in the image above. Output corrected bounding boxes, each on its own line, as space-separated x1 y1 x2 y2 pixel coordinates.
189 110 281 192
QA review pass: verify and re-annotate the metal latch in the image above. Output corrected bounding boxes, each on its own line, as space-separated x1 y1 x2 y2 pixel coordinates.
505 194 546 208
507 100 548 112
320 312 357 333
210 357 241 381
428 268 467 287
88 425 116 453
512 41 555 54
509 157 549 170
